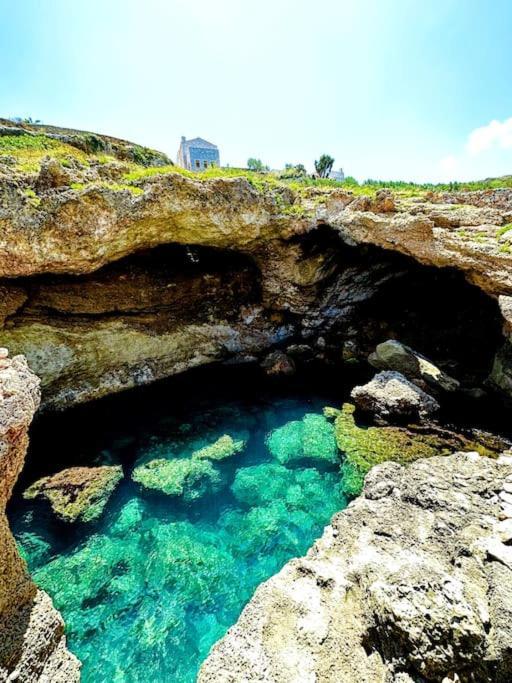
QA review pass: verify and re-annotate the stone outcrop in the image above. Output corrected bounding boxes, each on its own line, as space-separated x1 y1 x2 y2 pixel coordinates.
2 148 512 408
351 370 440 420
200 452 512 682
369 339 460 393
23 465 123 523
0 350 79 682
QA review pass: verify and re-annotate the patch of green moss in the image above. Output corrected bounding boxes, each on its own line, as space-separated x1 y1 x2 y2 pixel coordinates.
335 403 495 496
132 458 222 501
497 223 512 238
192 434 246 461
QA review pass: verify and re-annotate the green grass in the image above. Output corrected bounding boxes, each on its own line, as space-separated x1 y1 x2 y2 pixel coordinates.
497 223 512 238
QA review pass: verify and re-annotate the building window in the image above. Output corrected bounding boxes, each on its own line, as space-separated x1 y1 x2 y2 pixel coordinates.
203 160 208 168
195 160 201 169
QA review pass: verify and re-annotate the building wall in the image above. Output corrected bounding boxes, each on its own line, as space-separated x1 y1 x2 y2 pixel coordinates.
188 146 220 170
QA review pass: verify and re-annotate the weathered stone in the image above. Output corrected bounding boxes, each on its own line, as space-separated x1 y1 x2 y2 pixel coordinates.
0 352 79 681
351 370 440 420
369 339 460 392
260 350 295 377
200 454 512 683
24 465 123 523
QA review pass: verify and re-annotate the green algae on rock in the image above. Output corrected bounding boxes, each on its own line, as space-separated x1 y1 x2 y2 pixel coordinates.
132 457 222 500
192 434 246 461
266 413 338 465
334 403 496 496
23 465 123 523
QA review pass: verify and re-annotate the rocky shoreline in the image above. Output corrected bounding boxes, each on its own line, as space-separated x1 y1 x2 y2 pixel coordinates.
200 451 512 682
0 351 79 682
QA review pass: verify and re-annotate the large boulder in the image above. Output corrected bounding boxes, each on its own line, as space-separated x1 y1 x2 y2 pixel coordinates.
24 465 123 523
369 339 460 392
351 370 440 421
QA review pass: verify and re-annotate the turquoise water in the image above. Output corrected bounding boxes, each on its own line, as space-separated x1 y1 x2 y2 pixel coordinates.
10 390 347 683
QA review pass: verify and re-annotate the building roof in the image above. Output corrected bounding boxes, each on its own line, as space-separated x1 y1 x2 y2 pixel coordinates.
181 137 218 150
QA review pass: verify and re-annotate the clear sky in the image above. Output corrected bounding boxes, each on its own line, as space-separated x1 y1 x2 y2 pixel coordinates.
1 0 511 182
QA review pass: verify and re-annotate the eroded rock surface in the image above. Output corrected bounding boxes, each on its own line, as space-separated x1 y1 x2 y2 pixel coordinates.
200 452 512 682
351 370 440 420
0 351 79 682
23 465 123 523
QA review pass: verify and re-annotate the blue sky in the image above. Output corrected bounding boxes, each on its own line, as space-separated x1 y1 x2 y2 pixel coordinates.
1 0 511 182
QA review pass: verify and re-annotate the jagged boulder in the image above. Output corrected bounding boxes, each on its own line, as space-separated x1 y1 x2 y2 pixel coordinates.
369 339 460 392
351 370 440 421
35 156 73 191
24 465 123 523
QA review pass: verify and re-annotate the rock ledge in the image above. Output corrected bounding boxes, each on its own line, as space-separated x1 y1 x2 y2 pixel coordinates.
200 452 512 682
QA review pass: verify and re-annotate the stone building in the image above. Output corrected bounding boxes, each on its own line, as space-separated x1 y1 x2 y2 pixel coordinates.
177 136 220 171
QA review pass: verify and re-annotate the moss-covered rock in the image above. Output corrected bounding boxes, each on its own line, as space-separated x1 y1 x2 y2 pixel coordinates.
266 414 338 465
192 434 246 462
23 465 123 523
334 403 496 497
132 458 221 501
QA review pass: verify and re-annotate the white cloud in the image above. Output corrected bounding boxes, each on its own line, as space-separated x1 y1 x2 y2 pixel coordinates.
466 117 512 155
439 154 459 174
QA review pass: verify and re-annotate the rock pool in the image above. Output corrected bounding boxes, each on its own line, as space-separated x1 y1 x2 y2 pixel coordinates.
9 375 350 683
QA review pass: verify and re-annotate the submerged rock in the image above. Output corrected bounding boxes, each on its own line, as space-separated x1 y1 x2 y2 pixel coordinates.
351 370 440 421
266 413 338 465
369 339 460 392
199 453 512 683
192 434 246 461
24 465 123 523
132 457 221 500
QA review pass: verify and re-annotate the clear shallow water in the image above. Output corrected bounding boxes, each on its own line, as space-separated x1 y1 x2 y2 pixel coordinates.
10 390 347 683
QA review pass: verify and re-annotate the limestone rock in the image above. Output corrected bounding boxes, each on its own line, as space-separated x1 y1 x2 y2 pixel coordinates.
351 370 440 420
24 465 123 523
35 157 73 191
199 453 512 682
0 351 79 681
132 457 221 501
369 339 460 392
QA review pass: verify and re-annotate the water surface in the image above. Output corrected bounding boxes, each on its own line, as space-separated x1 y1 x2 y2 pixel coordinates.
10 372 347 683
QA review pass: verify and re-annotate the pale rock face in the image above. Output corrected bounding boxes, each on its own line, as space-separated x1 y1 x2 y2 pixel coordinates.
369 339 460 393
351 370 440 420
199 453 512 682
0 352 79 682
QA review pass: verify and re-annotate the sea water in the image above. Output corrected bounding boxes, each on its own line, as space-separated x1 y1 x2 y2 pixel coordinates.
10 384 348 683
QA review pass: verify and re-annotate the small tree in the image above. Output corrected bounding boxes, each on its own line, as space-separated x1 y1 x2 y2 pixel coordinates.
247 158 268 172
314 154 335 178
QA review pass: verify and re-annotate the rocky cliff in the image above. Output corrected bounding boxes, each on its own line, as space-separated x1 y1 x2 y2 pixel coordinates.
0 350 79 682
200 451 512 682
1 146 512 409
